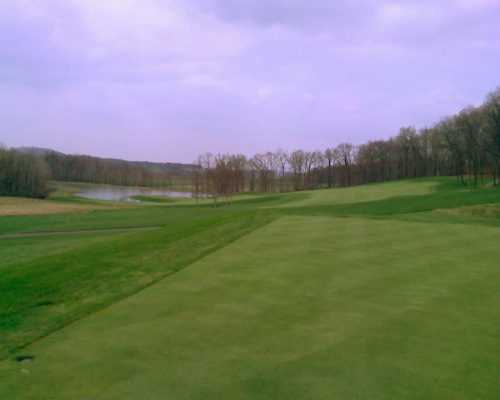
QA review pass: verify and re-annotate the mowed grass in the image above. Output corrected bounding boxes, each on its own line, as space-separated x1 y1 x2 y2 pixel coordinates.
277 179 440 208
1 177 500 399
0 213 275 359
0 204 225 235
279 179 500 224
1 216 499 399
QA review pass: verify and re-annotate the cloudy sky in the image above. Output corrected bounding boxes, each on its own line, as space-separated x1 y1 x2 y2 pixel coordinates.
1 0 499 163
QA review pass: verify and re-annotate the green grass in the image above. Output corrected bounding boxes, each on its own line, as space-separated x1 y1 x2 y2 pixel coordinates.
1 216 499 399
0 213 275 359
277 178 500 223
1 177 500 399
277 178 441 208
129 195 175 203
0 205 224 234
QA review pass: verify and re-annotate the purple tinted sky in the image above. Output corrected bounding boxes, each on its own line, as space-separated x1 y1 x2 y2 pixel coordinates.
1 0 499 163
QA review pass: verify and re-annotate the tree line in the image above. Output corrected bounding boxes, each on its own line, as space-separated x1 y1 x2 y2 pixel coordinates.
193 87 500 207
2 87 499 200
43 152 178 188
0 148 190 198
0 147 51 198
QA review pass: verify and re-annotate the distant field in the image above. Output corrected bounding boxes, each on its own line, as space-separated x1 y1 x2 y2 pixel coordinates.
1 177 499 399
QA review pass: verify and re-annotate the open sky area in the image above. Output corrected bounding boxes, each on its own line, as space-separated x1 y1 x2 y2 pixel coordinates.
1 0 499 163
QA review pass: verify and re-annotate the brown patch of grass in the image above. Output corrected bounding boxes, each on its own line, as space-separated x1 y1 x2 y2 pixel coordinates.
0 197 121 216
437 203 500 218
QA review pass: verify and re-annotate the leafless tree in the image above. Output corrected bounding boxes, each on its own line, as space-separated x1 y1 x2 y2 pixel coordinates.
324 148 335 188
198 152 219 207
275 149 288 192
287 150 305 191
334 143 356 186
482 88 500 185
191 159 203 207
249 152 278 192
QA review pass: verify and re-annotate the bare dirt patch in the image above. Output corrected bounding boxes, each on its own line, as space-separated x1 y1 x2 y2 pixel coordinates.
0 197 122 216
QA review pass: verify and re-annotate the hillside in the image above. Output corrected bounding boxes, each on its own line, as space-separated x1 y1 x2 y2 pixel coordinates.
14 146 193 172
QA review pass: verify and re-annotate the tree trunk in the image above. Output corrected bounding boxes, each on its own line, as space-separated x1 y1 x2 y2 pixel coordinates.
328 160 332 188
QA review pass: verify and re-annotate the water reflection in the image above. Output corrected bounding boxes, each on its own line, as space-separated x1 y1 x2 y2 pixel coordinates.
53 182 193 203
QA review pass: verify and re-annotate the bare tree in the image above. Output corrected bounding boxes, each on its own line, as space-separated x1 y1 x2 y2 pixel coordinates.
191 159 203 207
456 106 485 187
334 143 356 186
437 117 465 185
287 150 305 191
312 150 325 188
249 152 278 192
275 149 288 192
324 148 335 188
0 148 50 198
198 153 219 207
230 154 247 193
482 88 500 185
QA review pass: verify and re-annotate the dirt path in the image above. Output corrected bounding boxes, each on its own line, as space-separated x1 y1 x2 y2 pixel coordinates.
0 227 158 239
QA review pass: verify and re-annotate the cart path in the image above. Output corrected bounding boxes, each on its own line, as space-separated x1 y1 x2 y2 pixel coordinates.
0 227 159 239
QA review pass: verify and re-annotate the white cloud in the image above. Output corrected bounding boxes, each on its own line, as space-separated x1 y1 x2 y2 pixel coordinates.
1 0 499 162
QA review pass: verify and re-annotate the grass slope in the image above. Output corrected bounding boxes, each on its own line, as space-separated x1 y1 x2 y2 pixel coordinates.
1 216 499 399
277 179 440 208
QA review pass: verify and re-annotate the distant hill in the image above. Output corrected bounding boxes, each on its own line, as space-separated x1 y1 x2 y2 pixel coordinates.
13 146 193 171
14 146 65 157
11 146 193 187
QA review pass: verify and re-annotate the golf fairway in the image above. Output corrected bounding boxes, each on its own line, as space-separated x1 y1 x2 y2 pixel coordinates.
2 216 499 399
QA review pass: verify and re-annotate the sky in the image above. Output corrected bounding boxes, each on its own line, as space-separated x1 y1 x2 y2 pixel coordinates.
1 0 499 163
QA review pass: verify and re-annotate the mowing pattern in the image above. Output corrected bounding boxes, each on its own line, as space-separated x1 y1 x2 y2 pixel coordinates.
0 213 274 360
1 216 499 399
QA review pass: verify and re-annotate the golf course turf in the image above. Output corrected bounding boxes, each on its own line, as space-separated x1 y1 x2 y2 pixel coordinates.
1 177 499 399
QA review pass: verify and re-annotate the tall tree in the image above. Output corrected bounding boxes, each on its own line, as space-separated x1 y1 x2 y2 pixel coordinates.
275 149 288 192
191 159 203 207
334 143 356 186
0 148 50 198
482 88 500 185
198 153 219 208
287 150 305 191
456 106 483 187
436 117 465 185
249 152 278 192
324 148 335 188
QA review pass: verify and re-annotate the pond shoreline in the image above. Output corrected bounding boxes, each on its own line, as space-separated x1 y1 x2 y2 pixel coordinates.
52 182 193 203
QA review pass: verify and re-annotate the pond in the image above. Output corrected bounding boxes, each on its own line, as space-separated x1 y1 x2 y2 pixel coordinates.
53 182 193 203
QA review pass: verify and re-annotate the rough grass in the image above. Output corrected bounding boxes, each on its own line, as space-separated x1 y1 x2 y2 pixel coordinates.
0 197 116 216
1 216 499 399
391 202 500 226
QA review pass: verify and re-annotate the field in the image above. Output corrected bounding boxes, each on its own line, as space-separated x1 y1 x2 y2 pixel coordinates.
1 177 499 399
0 196 122 216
